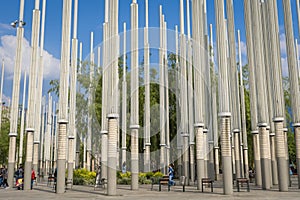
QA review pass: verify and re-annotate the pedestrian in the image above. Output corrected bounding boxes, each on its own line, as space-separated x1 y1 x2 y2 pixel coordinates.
168 163 175 186
2 165 9 189
31 168 36 189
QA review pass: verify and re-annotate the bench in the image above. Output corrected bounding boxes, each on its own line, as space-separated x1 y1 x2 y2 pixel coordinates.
159 175 170 191
201 178 214 192
237 178 250 192
65 178 73 190
47 175 55 187
94 178 107 190
179 176 186 192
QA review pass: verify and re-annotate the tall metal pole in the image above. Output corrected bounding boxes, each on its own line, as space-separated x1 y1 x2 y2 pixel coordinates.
192 0 205 189
87 31 94 171
0 59 4 130
226 0 241 180
40 96 46 179
45 94 52 176
121 22 127 170
144 0 151 172
186 0 195 183
24 0 40 190
238 30 249 179
101 0 109 182
57 0 72 193
250 0 270 190
107 0 119 195
8 0 25 188
159 6 166 174
34 0 47 177
130 0 140 191
180 0 189 184
68 0 78 186
243 0 261 186
214 0 233 194
210 24 219 180
282 0 300 190
19 72 27 165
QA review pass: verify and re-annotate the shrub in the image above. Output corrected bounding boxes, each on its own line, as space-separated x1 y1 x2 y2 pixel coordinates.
73 168 96 185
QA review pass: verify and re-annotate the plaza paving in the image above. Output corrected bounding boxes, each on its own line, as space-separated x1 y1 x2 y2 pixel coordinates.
0 177 299 200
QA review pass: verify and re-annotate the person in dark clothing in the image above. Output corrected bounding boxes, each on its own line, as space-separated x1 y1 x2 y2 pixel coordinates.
168 163 175 186
2 166 9 188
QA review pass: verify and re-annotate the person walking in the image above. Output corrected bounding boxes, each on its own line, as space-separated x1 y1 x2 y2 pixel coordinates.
168 163 175 186
2 165 9 189
31 168 35 189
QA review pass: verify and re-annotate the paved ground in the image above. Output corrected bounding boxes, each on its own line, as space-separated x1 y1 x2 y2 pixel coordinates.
0 177 299 200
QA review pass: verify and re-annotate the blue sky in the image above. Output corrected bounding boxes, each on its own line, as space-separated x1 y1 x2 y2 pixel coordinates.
0 0 299 105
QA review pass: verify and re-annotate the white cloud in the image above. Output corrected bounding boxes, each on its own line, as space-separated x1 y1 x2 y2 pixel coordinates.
0 34 60 80
281 57 289 77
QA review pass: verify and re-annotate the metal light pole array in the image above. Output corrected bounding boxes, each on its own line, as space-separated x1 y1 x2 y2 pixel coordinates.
24 0 41 190
192 0 205 189
8 0 25 187
34 0 47 175
226 0 241 179
19 72 27 165
68 0 78 186
159 5 166 175
214 0 233 194
130 0 140 191
57 0 72 193
243 0 262 187
121 22 127 170
144 0 151 172
282 0 300 190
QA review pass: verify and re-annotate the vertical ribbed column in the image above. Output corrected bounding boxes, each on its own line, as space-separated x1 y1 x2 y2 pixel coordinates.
226 0 241 179
24 0 41 190
180 0 189 183
35 0 47 178
244 0 261 186
192 0 204 190
282 0 300 190
175 25 183 177
87 31 94 171
130 0 139 190
19 72 27 165
57 0 72 194
8 0 25 187
203 129 208 178
107 114 118 195
143 0 151 172
45 94 52 177
250 0 270 190
295 125 300 188
238 30 248 179
40 96 46 179
186 0 195 183
68 0 78 187
214 0 232 194
122 23 127 170
159 6 166 174
210 24 219 180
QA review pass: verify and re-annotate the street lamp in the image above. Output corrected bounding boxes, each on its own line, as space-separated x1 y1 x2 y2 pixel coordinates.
10 20 26 28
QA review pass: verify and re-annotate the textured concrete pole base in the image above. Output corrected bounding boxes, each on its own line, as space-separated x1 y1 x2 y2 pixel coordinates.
107 157 117 195
24 161 32 190
196 159 204 190
67 162 73 188
131 160 139 190
255 159 262 186
223 156 233 195
297 158 300 189
144 146 150 172
243 149 249 179
277 157 288 191
272 160 279 185
190 145 195 183
214 148 219 180
33 143 39 174
8 162 15 188
56 159 66 194
261 158 271 189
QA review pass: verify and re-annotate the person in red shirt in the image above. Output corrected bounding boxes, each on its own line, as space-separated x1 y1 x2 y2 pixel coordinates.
31 168 35 190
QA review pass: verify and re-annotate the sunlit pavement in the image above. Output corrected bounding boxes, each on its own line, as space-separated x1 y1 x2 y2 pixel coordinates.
0 176 299 200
